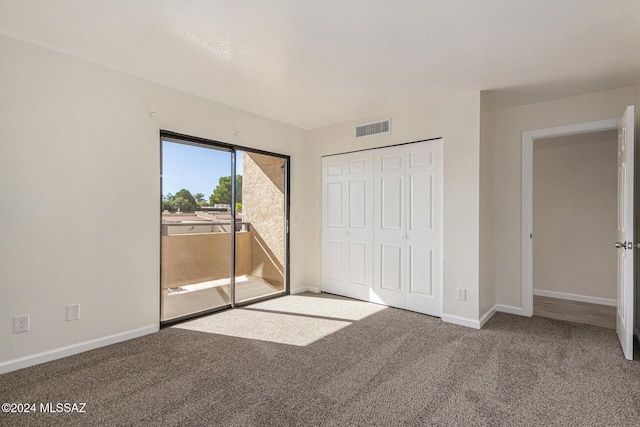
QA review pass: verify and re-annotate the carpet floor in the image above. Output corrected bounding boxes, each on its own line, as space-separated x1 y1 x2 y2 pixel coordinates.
1 292 639 426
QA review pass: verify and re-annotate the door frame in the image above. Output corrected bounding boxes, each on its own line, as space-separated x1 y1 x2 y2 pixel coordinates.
521 118 619 317
159 130 291 326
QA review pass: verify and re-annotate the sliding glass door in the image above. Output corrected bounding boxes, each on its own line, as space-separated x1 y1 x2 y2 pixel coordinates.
160 133 289 323
234 150 288 304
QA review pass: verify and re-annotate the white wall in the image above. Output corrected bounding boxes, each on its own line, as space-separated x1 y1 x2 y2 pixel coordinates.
479 95 496 319
307 91 482 323
0 34 307 371
493 85 639 309
533 131 617 300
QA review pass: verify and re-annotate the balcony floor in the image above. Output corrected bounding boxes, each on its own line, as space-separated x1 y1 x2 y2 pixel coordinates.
161 275 283 321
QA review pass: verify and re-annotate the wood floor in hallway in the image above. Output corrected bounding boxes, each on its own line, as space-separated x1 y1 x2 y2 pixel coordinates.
533 295 616 329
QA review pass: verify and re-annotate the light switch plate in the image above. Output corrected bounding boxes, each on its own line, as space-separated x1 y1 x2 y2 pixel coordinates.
67 304 80 321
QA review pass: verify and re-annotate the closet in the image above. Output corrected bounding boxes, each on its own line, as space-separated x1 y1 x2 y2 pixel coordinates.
321 139 442 317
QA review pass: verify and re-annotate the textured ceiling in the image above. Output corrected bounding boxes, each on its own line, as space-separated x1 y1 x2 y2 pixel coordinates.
0 0 638 129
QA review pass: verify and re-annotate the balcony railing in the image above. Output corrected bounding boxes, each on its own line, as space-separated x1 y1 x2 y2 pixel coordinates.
161 221 251 235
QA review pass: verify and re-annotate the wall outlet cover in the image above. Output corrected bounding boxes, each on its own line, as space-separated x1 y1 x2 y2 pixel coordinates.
14 314 29 333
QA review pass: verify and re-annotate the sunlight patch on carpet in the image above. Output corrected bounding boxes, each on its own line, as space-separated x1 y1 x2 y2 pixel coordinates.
172 293 388 346
173 309 352 346
248 294 388 321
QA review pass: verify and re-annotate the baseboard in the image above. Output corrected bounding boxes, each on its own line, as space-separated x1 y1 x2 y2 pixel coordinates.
0 324 158 375
533 289 616 307
495 304 525 316
442 314 481 330
480 305 498 328
290 286 320 295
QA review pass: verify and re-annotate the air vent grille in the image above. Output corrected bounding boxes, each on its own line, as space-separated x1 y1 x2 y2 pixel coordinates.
356 119 391 138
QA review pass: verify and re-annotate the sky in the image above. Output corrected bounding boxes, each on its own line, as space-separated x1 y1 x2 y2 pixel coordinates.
162 140 243 198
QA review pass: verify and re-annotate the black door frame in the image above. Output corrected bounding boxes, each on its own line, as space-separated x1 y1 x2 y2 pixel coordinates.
159 130 291 327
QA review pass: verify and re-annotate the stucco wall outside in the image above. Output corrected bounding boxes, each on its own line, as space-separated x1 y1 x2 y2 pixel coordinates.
242 152 286 286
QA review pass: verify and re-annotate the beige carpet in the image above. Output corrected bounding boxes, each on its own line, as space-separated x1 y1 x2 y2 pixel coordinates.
1 292 640 426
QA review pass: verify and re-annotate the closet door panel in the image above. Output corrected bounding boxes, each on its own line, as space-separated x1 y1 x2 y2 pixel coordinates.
326 240 345 282
326 182 344 228
405 141 442 316
373 145 406 308
323 139 442 317
322 151 373 301
348 242 367 285
409 173 433 231
348 179 367 228
344 151 374 301
322 157 347 295
409 245 433 296
381 244 403 291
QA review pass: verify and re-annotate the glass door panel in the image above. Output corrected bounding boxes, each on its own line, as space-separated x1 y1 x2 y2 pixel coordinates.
234 150 287 304
161 138 233 322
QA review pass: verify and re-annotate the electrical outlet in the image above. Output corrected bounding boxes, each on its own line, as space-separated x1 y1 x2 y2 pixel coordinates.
67 304 80 321
457 288 467 301
14 314 29 333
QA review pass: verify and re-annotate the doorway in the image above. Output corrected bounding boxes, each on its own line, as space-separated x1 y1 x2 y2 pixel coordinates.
531 130 618 328
160 131 290 324
521 118 619 316
521 107 636 360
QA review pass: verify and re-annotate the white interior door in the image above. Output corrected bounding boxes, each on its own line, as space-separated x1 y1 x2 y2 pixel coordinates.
405 141 442 316
616 105 635 361
344 151 374 301
322 151 373 300
373 145 406 308
372 140 443 315
322 157 347 296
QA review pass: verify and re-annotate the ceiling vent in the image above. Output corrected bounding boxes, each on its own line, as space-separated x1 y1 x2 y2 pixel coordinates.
355 119 391 138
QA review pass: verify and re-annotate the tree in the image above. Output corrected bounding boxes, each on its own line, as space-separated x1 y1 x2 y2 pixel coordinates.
162 193 174 211
173 189 196 212
193 193 206 207
161 189 197 212
209 175 242 206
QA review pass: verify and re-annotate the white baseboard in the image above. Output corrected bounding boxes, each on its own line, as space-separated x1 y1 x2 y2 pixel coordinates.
480 305 498 328
290 286 320 295
533 289 616 307
478 304 528 328
442 314 481 330
0 324 158 375
496 304 526 316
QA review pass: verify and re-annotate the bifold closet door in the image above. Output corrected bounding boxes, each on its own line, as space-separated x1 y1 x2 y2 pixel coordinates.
373 140 442 316
321 151 373 301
